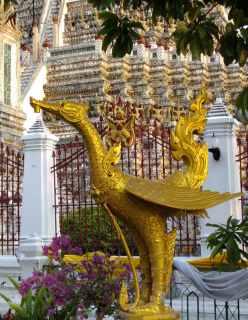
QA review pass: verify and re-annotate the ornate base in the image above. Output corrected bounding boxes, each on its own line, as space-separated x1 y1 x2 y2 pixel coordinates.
119 309 180 320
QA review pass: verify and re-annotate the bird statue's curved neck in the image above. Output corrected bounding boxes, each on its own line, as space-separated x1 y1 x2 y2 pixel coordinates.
77 118 106 172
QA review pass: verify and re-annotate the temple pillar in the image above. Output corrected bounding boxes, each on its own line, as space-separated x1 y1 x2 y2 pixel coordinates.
200 98 242 256
18 114 58 277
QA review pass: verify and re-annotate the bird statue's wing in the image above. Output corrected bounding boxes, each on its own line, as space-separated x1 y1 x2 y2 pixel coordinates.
126 176 242 210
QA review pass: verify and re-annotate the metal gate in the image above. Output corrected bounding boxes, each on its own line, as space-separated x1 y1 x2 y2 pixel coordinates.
0 143 24 255
237 132 248 217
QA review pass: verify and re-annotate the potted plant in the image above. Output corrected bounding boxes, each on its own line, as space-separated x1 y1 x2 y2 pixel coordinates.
206 215 248 271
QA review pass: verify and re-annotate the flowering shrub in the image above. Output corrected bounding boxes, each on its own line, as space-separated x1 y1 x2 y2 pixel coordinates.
73 253 132 319
1 235 132 320
42 235 83 261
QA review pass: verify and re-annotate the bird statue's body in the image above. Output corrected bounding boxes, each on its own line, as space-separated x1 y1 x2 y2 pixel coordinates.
30 92 241 320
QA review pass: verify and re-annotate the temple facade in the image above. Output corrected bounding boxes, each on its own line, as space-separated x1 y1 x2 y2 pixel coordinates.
16 0 248 135
0 1 25 146
45 3 245 105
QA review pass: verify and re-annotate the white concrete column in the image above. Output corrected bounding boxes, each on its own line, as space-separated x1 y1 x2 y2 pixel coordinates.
200 98 242 256
18 114 58 276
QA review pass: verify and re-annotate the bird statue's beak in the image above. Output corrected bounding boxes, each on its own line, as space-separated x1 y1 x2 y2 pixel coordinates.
30 97 60 115
30 97 41 113
34 105 41 113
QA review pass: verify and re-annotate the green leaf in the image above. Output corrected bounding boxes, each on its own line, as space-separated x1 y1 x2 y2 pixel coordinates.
226 238 240 264
98 13 143 57
9 303 27 319
101 29 118 51
24 289 33 317
0 292 13 305
240 250 248 260
98 11 119 21
236 87 248 116
8 276 20 291
174 17 219 60
219 25 238 65
206 222 226 230
231 218 239 226
210 241 224 258
33 288 51 319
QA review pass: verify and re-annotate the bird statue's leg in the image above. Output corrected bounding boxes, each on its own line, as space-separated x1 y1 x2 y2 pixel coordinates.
132 230 152 304
149 245 166 307
129 215 168 315
163 229 177 294
144 216 167 310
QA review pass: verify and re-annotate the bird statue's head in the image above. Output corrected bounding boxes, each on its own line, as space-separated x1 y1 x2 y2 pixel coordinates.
30 97 89 124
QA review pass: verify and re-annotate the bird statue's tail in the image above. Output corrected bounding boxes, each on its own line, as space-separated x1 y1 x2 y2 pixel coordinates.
102 203 140 312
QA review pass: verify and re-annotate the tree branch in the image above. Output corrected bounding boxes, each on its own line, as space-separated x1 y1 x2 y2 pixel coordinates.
205 2 219 17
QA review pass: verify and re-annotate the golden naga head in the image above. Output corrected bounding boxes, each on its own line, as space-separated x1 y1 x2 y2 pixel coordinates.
30 97 89 124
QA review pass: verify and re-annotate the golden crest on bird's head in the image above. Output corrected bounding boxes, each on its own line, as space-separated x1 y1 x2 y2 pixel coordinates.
60 102 89 123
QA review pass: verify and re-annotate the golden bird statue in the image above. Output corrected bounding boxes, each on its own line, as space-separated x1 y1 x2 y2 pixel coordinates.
30 91 241 320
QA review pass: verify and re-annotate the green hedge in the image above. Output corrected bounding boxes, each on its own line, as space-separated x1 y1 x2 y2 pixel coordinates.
60 206 137 255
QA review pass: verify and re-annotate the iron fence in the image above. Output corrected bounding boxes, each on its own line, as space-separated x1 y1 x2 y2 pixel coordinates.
0 143 23 255
168 275 247 320
237 132 248 217
52 114 201 256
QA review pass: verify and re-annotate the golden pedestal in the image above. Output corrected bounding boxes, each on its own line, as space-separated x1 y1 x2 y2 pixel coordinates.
120 307 180 320
120 311 180 320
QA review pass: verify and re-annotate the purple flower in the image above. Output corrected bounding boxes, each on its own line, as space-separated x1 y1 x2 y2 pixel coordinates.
42 245 49 256
114 282 121 295
19 281 32 296
43 274 57 287
70 246 83 255
47 307 56 317
42 235 83 261
60 235 72 250
93 254 105 264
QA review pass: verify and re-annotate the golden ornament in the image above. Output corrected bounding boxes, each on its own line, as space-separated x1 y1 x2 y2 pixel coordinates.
30 90 241 320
